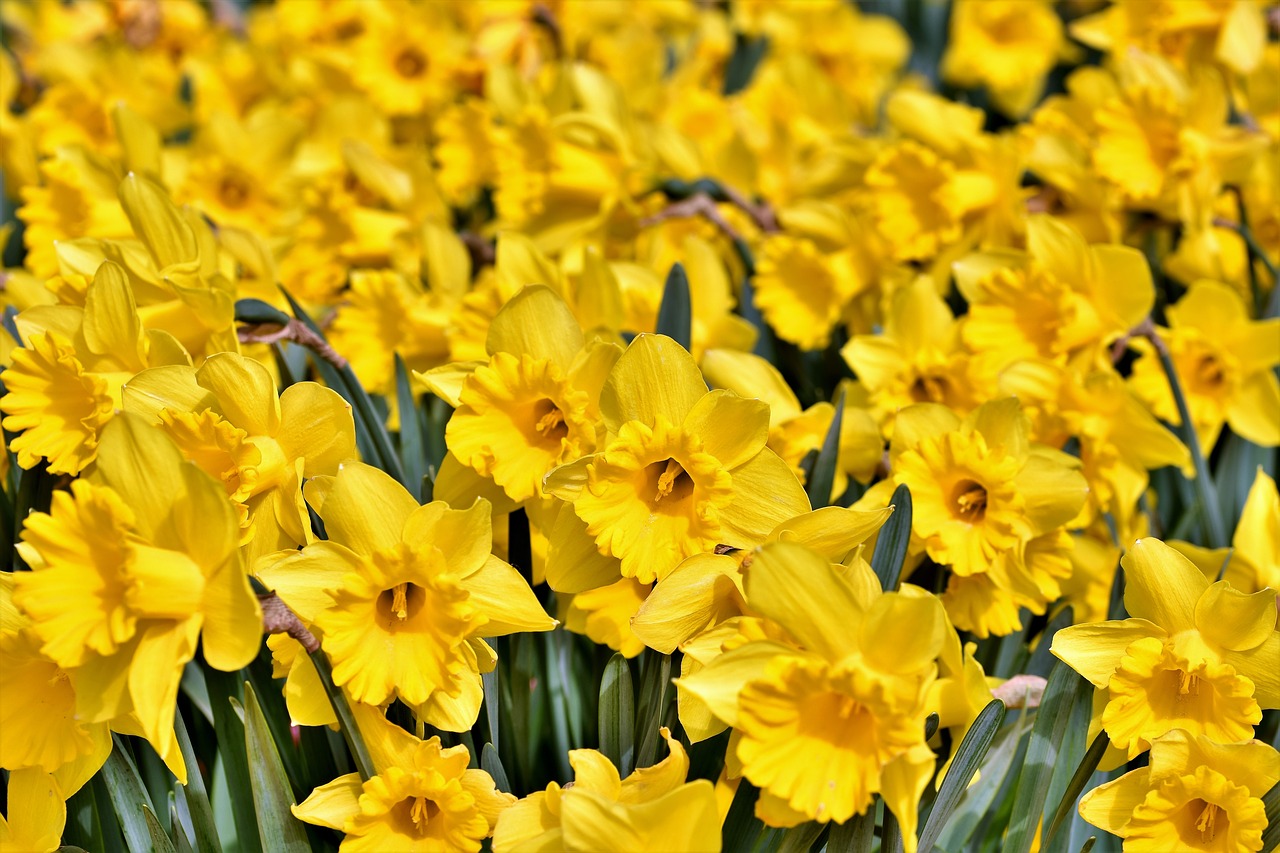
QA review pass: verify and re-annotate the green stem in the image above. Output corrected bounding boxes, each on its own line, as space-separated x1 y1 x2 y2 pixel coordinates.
1216 210 1280 317
1142 321 1229 548
309 649 376 781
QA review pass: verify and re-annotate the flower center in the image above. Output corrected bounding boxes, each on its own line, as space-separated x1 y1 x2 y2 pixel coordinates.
1193 353 1225 389
1192 800 1221 843
377 582 425 628
1178 670 1201 698
408 796 440 835
909 374 950 404
218 174 251 209
651 458 694 504
533 398 567 441
952 479 988 521
395 47 427 78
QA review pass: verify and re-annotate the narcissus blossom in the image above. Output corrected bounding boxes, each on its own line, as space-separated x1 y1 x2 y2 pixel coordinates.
1053 537 1279 763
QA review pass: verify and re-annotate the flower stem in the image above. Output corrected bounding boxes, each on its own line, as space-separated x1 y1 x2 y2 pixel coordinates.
1215 207 1280 318
309 648 376 781
1137 319 1229 548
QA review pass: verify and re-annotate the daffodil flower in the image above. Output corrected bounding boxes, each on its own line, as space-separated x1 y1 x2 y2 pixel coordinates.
0 769 65 853
294 701 513 853
257 462 555 731
419 285 620 505
122 350 357 566
1129 281 1280 452
1053 537 1280 763
677 541 944 846
491 727 720 853
545 333 810 585
11 414 262 782
1078 729 1280 853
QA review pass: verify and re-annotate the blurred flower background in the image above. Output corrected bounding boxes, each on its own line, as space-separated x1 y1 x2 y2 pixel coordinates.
0 1 1277 852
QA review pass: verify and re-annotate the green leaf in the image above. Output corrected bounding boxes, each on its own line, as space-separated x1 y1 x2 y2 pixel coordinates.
173 708 221 852
1044 732 1111 850
62 773 106 853
722 33 770 96
233 298 291 326
142 806 177 853
1079 838 1097 853
721 779 768 851
634 652 673 770
169 797 196 853
1026 605 1074 678
1261 779 1280 853
200 662 263 852
918 699 1007 853
1005 662 1092 853
655 262 692 350
101 736 158 853
870 484 912 592
309 648 376 781
395 354 428 499
482 669 501 755
777 821 824 853
598 654 636 777
806 389 844 509
826 808 875 853
243 682 311 853
937 704 1033 851
481 743 511 794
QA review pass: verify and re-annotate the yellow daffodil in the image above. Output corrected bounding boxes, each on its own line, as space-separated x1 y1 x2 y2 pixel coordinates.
0 573 111 795
256 462 555 731
890 398 1087 580
631 505 893 655
11 414 261 782
1053 537 1280 762
419 285 619 505
954 215 1154 370
750 232 864 350
942 0 1072 118
678 541 943 846
841 277 991 428
545 334 809 584
1129 281 1280 451
122 351 357 565
0 257 192 475
702 349 883 499
0 768 65 853
294 701 513 853
1079 730 1280 853
561 576 651 659
1071 0 1269 76
492 727 720 853
1223 468 1279 594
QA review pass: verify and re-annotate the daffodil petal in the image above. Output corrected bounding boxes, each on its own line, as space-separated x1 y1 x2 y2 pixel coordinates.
277 383 356 477
747 541 864 662
1078 768 1151 835
201 565 263 672
1051 618 1164 688
599 334 706 434
486 285 583 370
1122 538 1208 633
291 772 363 831
307 462 418 557
675 642 803 730
404 499 493 579
718 449 810 550
464 555 556 635
195 352 281 437
681 389 770 470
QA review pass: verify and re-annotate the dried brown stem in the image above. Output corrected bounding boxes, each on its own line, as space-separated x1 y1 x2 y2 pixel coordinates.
238 319 349 369
258 592 319 653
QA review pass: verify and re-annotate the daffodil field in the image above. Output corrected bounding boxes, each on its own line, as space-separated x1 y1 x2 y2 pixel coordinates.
2 1 1280 851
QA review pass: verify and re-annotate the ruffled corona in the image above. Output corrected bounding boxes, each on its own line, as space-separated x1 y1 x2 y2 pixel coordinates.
574 417 734 584
1 332 115 476
449 352 595 503
1103 636 1261 759
1124 766 1265 853
736 658 922 825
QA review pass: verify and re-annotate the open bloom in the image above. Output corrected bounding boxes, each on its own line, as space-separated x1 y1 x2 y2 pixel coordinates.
294 702 512 853
11 414 261 782
545 334 809 585
1079 730 1280 853
677 541 944 846
257 462 555 731
1129 281 1280 452
123 351 356 565
492 727 720 853
419 285 617 505
1053 537 1280 763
